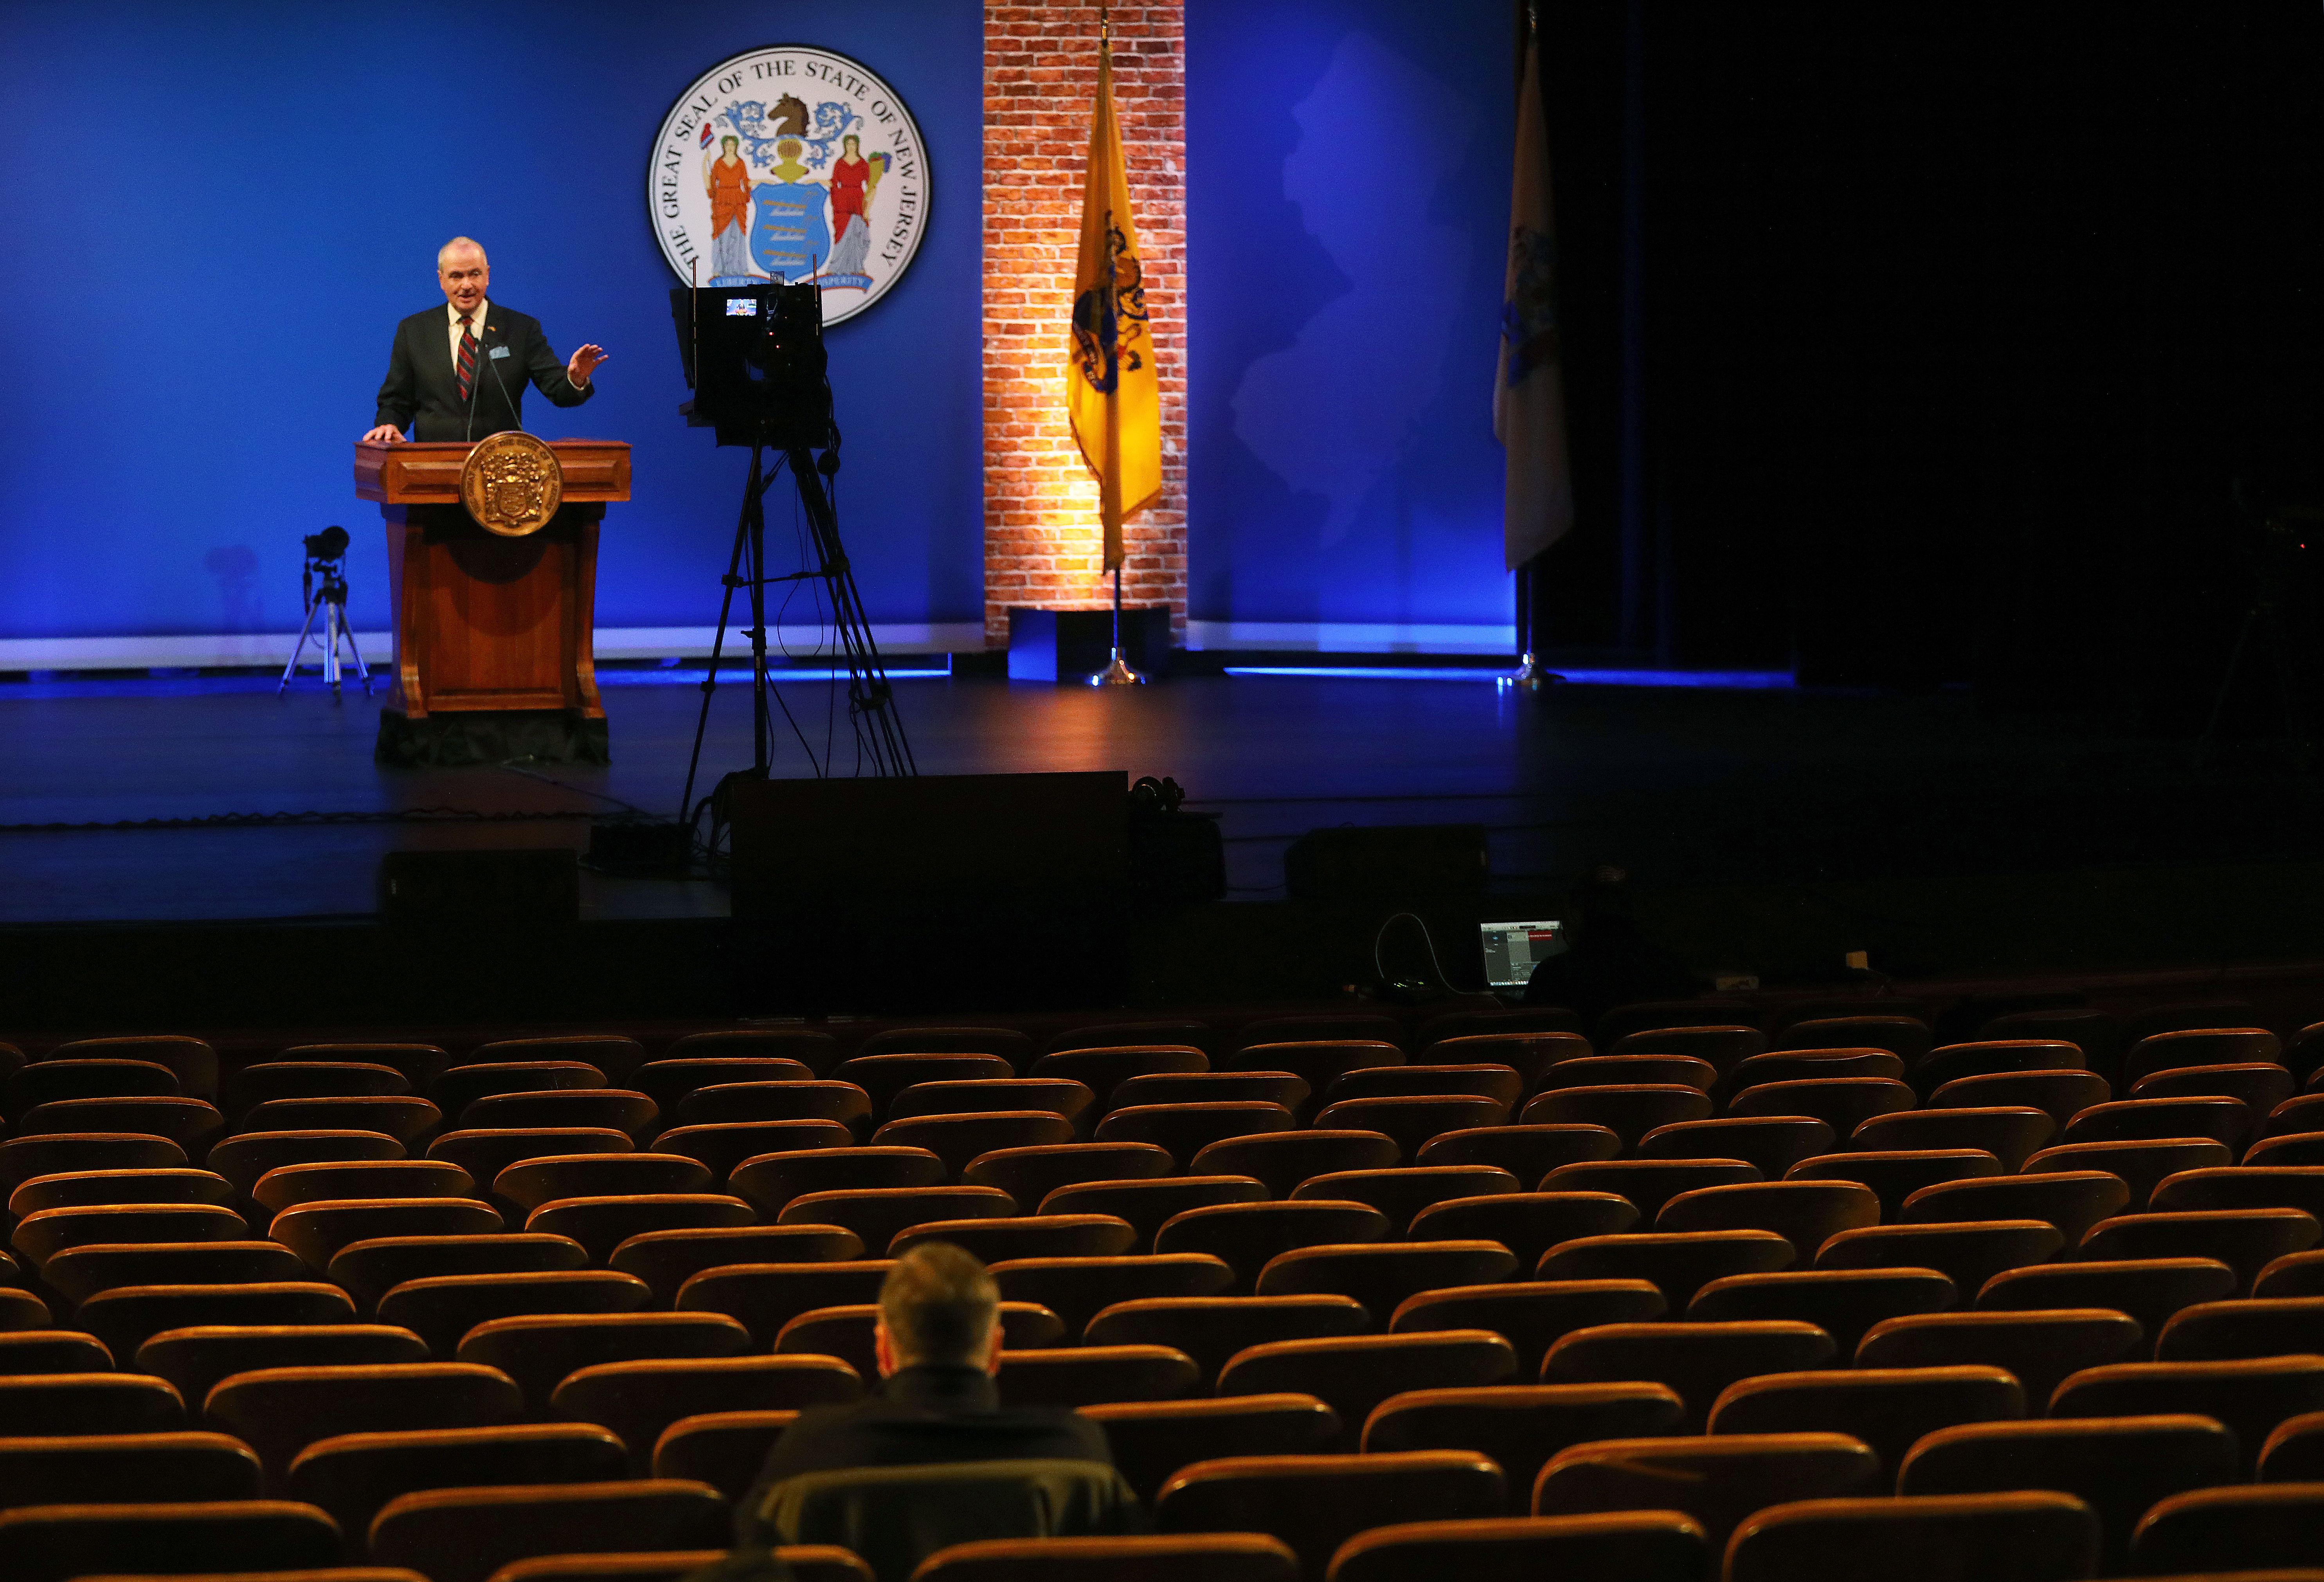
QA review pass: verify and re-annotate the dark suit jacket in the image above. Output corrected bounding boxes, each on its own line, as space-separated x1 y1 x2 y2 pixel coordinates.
373 303 593 442
736 1366 1114 1544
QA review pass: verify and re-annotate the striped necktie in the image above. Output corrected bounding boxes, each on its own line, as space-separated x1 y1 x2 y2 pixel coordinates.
456 314 478 402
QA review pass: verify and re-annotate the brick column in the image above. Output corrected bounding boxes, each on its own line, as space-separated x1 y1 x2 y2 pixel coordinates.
984 2 1187 645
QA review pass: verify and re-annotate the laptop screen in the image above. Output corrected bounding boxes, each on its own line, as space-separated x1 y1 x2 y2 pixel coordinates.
1478 918 1566 989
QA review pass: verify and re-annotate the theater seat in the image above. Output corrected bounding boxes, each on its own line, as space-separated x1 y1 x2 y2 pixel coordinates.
429 1065 610 1126
45 1241 309 1305
1815 1220 2063 1297
1687 1267 1958 1358
650 1409 800 1499
1898 1171 2129 1243
81 1284 358 1359
1321 1512 1707 1582
1635 1116 1834 1178
1154 1202 1393 1294
628 1056 820 1115
490 1155 713 1213
1898 1415 2239 1571
2049 1357 2324 1472
1543 1159 1761 1222
1292 1168 1521 1234
0 1331 115 1375
995 1345 1198 1407
1077 1395 1340 1502
2079 1208 2321 1294
1856 1309 2145 1410
1256 1241 1519 1319
608 1225 864 1306
1415 1124 1621 1181
426 1130 633 1196
758 1459 1138 1582
1041 1177 1269 1254
1154 1451 1503 1582
0 1499 343 1582
1406 1193 1638 1269
456 1312 753 1411
203 1362 523 1481
1540 1320 1836 1429
524 1194 756 1265
870 1112 1077 1178
374 1270 652 1357
327 1233 590 1313
0 1431 261 1509
727 1148 949 1219
1786 1150 2001 1220
1707 1366 2025 1477
653 1123 852 1181
1533 1433 1878 1550
831 1055 1014 1119
0 1373 184 1435
1977 1256 2235 1341
268 1198 504 1271
779 1187 1017 1254
989 1254 1234 1336
675 1081 874 1136
551 1355 862 1472
1216 1332 1517 1450
1390 1279 1666 1375
138 1326 429 1406
1654 1180 1879 1256
8 1166 232 1217
913 1533 1296 1582
1518 1085 1710 1147
286 1421 628 1538
677 1261 896 1345
960 1143 1173 1209
1536 1230 1793 1310
491 1548 867 1582
1093 1102 1295 1163
370 1480 729 1582
2156 1296 2324 1361
1189 1133 1403 1198
0 1134 190 1195
1723 1492 2099 1582
1849 1108 2057 1172
252 1161 478 1216
2128 1484 2324 1575
1085 1296 1369 1386
1361 1383 1684 1512
888 1214 1136 1263
2151 1164 2324 1219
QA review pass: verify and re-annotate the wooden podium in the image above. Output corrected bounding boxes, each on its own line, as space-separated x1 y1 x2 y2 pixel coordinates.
355 438 630 765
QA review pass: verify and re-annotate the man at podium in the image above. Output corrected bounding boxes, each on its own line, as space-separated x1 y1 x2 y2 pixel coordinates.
362 237 607 443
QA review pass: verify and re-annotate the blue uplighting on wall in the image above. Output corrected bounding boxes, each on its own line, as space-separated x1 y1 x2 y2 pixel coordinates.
0 0 984 643
1186 0 1518 631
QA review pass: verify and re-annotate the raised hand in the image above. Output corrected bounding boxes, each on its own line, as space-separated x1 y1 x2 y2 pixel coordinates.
567 344 608 387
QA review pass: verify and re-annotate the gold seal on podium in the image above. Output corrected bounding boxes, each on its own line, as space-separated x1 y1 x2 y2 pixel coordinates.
459 431 565 537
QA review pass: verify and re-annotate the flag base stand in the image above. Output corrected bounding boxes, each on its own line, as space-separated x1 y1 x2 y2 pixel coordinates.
1086 564 1147 686
1498 653 1563 693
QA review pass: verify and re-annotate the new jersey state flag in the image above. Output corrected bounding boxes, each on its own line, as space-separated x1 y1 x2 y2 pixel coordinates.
1067 34 1161 572
1496 28 1575 569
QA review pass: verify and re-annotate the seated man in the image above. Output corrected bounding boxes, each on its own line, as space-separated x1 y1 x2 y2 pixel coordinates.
741 1241 1112 1502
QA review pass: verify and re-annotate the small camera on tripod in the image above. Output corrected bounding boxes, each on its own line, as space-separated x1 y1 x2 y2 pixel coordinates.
670 282 833 449
279 524 368 697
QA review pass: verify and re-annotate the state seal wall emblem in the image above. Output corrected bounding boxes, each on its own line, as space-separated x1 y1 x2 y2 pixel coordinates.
649 44 931 326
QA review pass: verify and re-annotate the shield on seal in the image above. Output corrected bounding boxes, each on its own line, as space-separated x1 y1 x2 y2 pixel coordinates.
459 431 565 537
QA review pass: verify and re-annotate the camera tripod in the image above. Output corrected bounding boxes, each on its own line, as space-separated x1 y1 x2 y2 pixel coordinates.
677 430 916 842
278 536 369 697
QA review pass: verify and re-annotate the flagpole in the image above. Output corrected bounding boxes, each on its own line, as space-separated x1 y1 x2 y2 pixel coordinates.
1090 0 1144 687
1501 0 1560 695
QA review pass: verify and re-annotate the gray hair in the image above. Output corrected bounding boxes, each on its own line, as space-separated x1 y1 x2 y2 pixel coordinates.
879 1242 999 1368
437 236 487 268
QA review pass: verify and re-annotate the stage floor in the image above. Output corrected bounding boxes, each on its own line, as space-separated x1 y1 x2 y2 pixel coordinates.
6 668 2323 985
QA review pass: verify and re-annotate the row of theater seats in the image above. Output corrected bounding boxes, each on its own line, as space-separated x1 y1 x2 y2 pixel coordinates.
0 1003 2317 1582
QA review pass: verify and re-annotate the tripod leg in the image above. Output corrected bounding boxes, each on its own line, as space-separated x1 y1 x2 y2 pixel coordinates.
678 443 762 828
279 595 322 692
2195 607 2263 768
325 600 342 694
787 442 915 775
336 602 373 695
